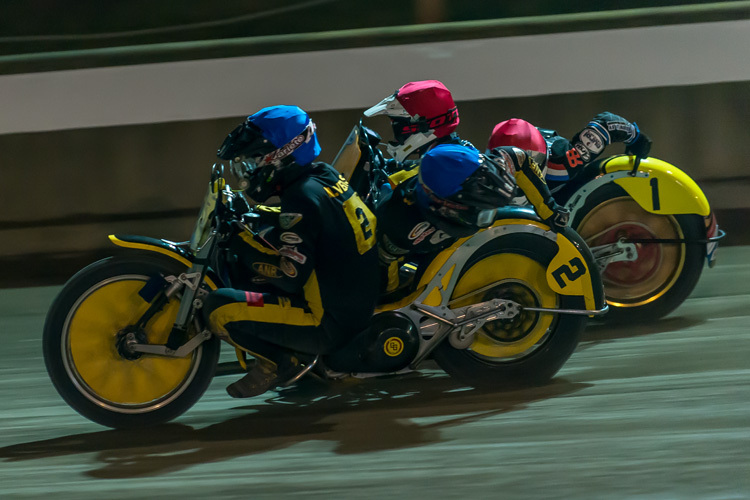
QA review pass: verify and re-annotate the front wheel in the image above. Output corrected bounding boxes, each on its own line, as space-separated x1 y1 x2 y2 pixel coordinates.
574 184 705 323
433 233 586 390
43 254 220 428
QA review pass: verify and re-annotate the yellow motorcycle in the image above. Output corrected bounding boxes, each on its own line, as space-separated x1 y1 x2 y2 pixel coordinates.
332 123 606 386
42 125 606 429
552 154 724 323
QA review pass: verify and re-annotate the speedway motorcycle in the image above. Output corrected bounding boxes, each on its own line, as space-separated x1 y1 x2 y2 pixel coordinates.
43 124 606 429
547 151 724 323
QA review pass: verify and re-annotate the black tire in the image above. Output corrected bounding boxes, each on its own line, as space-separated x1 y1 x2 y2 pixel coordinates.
433 233 586 389
43 253 220 428
573 183 705 323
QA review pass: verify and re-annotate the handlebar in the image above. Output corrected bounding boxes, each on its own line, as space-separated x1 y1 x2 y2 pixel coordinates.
628 155 642 177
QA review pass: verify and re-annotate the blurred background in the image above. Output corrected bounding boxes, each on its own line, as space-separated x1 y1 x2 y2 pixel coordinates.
1 0 748 287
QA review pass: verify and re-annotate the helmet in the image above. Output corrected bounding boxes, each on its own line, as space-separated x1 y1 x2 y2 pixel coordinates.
217 105 321 203
364 80 459 162
487 118 548 167
415 144 516 237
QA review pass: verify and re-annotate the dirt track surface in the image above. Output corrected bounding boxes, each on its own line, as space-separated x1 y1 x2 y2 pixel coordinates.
1 247 748 499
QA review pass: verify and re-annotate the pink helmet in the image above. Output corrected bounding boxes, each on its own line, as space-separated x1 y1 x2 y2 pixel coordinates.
364 80 460 162
488 118 548 167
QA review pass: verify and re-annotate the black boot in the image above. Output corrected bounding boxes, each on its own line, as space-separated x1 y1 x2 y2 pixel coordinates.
226 357 299 398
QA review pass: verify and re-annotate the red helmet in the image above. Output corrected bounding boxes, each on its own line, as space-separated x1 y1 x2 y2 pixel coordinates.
364 80 460 162
487 118 548 167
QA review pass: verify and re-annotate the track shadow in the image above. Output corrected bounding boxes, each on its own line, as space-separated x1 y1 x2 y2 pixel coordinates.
577 315 707 350
0 369 590 479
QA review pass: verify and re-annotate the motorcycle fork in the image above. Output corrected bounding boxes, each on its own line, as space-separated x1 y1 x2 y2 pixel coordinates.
132 238 214 352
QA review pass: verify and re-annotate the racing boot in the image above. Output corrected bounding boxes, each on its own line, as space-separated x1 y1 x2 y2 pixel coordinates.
226 356 299 398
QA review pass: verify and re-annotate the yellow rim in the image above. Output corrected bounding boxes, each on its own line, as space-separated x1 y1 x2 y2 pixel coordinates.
66 277 195 406
578 196 686 308
451 253 558 359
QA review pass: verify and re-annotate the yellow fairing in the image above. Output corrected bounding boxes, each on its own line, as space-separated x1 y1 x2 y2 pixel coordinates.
452 253 556 358
547 234 596 310
69 280 193 405
607 156 710 216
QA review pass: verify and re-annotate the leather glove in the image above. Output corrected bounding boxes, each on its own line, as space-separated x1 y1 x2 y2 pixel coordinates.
546 207 570 233
625 131 652 159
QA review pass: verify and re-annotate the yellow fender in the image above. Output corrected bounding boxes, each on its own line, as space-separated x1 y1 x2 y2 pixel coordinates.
604 156 710 216
546 231 600 311
108 234 219 290
386 216 604 313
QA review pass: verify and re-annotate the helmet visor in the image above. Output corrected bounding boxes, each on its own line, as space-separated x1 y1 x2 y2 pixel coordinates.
364 93 410 118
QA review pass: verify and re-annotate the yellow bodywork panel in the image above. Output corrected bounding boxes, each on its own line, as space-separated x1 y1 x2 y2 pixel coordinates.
423 264 456 306
546 234 596 310
378 218 598 312
606 156 710 216
414 218 548 293
69 280 194 405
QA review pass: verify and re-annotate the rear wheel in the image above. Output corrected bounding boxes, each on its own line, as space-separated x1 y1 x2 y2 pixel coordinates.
433 233 586 389
43 254 220 428
574 184 705 323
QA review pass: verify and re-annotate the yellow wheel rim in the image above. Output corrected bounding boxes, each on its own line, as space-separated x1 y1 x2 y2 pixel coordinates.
451 253 558 360
578 197 686 308
65 277 195 406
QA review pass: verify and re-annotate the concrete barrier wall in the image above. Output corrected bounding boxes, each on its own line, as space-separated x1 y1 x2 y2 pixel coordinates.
1 7 748 284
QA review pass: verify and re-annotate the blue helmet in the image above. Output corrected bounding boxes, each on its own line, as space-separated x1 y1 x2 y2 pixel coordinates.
246 105 321 166
217 105 321 202
415 144 516 235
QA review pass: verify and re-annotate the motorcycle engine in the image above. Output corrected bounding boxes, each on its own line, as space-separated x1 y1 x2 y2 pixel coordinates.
324 311 419 373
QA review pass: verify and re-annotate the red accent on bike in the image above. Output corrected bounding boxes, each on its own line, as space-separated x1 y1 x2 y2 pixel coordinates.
705 211 718 238
245 291 264 307
595 223 660 286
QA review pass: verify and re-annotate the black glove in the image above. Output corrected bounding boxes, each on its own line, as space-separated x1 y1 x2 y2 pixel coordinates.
546 207 570 233
625 132 652 159
231 193 251 215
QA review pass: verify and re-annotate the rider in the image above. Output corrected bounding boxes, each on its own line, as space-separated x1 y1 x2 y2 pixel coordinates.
365 81 570 293
202 105 379 398
488 113 652 187
374 142 566 294
363 80 471 171
364 80 567 218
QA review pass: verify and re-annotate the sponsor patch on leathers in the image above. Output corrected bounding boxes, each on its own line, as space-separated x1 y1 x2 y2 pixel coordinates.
280 232 303 244
279 245 308 264
279 213 303 229
252 262 281 279
280 258 298 278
